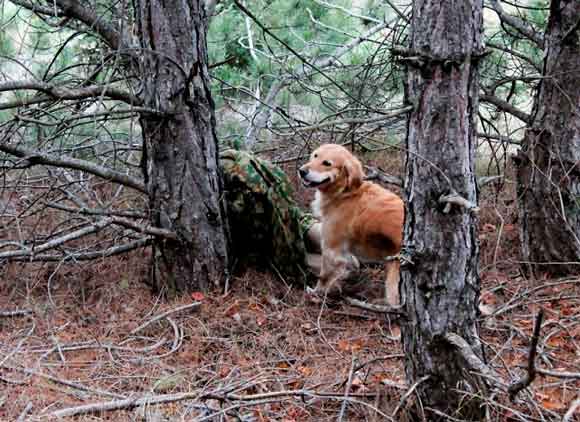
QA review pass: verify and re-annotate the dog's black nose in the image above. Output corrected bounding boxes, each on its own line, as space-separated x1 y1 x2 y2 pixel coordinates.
299 168 308 178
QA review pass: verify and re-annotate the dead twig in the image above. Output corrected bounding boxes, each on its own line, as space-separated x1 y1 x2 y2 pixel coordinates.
16 402 33 422
536 367 580 379
344 297 404 315
392 375 430 418
47 389 387 419
364 166 403 187
443 332 505 387
508 309 544 400
337 354 356 422
439 191 479 214
563 396 580 422
0 309 32 318
130 302 201 335
0 365 125 399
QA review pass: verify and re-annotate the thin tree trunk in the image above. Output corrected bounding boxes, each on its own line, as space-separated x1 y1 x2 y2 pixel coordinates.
401 0 486 420
516 0 580 276
136 0 229 293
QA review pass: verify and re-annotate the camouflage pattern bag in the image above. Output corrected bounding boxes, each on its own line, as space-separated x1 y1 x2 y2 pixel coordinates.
220 149 316 280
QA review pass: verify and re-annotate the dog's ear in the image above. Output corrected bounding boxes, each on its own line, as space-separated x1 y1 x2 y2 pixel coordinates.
344 157 364 190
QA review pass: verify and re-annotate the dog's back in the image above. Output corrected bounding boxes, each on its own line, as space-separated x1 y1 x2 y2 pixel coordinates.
318 181 403 262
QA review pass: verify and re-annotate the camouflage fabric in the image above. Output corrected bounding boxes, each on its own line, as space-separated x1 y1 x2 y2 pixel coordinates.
220 149 317 280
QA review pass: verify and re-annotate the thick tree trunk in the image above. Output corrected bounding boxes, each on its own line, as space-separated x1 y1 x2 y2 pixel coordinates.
136 0 229 293
516 0 580 276
400 0 485 420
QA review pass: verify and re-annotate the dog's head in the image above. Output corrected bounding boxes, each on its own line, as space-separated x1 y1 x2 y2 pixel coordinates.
298 144 364 192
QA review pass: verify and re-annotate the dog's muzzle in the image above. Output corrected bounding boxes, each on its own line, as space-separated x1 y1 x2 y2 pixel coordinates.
298 168 331 188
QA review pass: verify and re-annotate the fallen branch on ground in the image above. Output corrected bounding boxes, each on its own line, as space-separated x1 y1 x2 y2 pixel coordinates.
344 297 405 315
130 302 202 335
444 332 504 385
16 402 32 422
0 365 124 399
46 388 387 419
0 309 32 318
535 368 580 380
392 375 430 418
444 309 545 399
563 397 580 422
508 309 544 399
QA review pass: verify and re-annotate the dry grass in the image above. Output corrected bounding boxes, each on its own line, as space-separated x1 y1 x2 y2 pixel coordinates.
1 151 579 421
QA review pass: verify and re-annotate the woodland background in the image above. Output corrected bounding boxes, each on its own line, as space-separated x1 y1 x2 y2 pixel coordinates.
0 0 579 421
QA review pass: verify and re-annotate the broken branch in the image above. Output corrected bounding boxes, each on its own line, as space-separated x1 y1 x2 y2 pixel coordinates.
508 309 544 400
439 192 479 214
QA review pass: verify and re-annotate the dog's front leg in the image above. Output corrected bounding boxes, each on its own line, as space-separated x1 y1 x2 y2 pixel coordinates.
313 249 359 297
385 258 400 307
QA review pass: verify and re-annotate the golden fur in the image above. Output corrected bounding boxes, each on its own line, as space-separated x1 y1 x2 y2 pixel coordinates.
299 144 404 305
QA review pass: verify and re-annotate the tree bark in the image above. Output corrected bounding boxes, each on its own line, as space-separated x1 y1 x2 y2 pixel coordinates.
516 0 580 276
401 0 486 420
135 0 229 293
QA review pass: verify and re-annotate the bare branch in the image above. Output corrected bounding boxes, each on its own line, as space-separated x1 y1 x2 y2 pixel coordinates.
9 0 125 51
439 192 480 214
243 19 390 146
0 219 114 259
487 41 541 71
16 402 33 422
0 81 142 110
487 0 544 47
130 302 202 335
109 217 177 240
1 365 124 399
364 166 403 187
563 397 580 422
47 388 390 420
384 0 409 24
392 375 430 418
444 333 504 385
344 297 405 315
480 93 532 124
536 368 580 379
0 309 32 318
508 309 544 400
45 202 146 219
276 106 412 134
312 0 382 24
8 0 56 16
2 238 152 262
0 141 146 193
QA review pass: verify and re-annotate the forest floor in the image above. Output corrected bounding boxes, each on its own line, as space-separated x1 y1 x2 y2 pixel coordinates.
1 152 579 421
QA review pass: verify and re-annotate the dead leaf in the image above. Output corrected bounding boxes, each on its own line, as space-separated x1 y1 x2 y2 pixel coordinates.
482 223 496 232
224 300 240 317
191 291 205 301
338 338 364 352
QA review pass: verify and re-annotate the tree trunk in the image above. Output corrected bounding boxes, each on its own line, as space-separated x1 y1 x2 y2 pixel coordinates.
516 0 580 276
400 0 485 420
136 0 229 293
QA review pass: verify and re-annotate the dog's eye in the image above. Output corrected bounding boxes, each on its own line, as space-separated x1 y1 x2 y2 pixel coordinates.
313 153 318 158
322 160 332 167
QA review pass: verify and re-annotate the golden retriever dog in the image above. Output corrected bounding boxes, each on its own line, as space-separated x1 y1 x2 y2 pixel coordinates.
299 144 404 306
